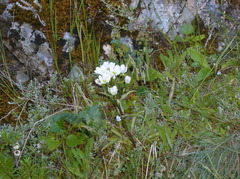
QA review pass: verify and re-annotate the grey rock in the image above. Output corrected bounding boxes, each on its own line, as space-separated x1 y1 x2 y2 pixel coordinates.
68 64 85 82
0 1 53 81
3 22 55 79
62 32 76 53
129 0 239 38
16 71 29 84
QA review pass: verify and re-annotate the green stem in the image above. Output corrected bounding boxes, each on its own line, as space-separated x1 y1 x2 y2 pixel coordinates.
115 100 136 147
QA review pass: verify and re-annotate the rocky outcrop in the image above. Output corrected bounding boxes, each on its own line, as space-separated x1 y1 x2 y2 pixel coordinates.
0 0 239 83
0 1 54 82
128 0 240 38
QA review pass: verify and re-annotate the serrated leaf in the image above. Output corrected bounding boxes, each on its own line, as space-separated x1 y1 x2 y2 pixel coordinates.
51 112 82 125
49 118 65 134
192 34 205 41
147 68 163 81
187 48 210 69
180 23 194 35
78 105 102 130
66 134 81 147
44 137 60 151
163 71 173 80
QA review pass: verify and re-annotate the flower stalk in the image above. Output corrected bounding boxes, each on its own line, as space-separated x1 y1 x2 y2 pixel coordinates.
115 100 136 148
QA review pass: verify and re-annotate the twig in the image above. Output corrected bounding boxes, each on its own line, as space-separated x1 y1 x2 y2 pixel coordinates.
168 77 176 106
0 103 22 121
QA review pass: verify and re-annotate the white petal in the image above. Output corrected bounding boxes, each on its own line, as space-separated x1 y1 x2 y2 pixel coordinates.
116 116 122 121
120 64 127 74
95 78 102 85
108 86 118 95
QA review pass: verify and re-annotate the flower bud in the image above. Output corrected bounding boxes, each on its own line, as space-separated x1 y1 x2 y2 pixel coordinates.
125 75 131 84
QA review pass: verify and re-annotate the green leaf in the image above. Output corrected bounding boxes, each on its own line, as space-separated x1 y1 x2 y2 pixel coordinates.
147 68 163 81
165 130 173 149
49 117 65 134
71 148 85 160
51 112 82 125
78 105 103 130
180 23 194 35
136 86 150 95
0 153 15 178
64 160 84 177
196 68 212 81
102 138 120 151
163 71 173 80
66 134 81 147
192 34 205 41
187 48 210 69
44 137 61 151
120 90 136 100
174 35 185 42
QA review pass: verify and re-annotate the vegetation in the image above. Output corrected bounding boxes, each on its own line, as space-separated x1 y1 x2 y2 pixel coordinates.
0 1 239 178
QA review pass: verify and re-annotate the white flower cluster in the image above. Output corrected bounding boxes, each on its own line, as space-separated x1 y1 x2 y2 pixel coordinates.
94 61 131 95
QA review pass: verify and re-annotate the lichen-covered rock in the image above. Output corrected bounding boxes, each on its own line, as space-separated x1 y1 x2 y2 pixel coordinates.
3 22 54 80
0 1 54 81
129 0 240 38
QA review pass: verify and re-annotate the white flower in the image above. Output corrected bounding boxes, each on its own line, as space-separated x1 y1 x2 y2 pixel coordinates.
13 143 20 150
95 78 102 85
111 65 122 76
106 62 115 70
101 72 113 83
125 75 131 84
116 116 121 121
94 66 105 75
103 44 112 57
14 150 21 157
95 71 113 85
120 64 128 74
94 64 108 76
94 62 116 76
108 86 118 95
217 71 222 75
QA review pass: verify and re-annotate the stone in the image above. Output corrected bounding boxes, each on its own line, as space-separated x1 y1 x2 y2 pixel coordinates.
16 71 29 84
0 2 55 81
128 0 239 38
68 64 85 82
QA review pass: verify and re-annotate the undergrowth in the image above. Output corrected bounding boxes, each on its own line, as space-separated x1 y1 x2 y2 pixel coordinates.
0 1 239 179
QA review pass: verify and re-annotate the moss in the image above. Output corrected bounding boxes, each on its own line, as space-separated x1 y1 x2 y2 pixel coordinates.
0 82 27 124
